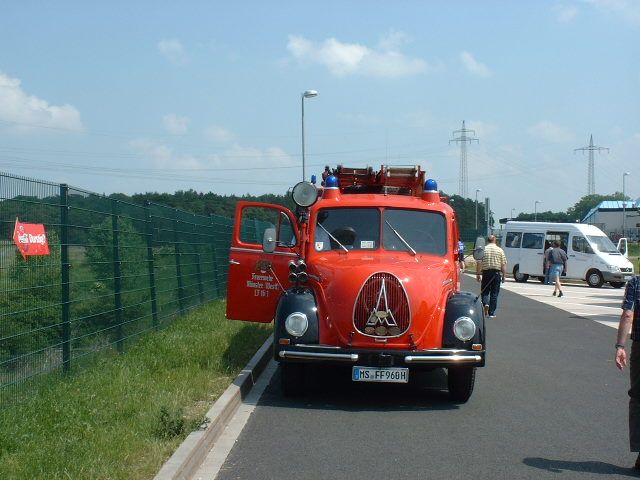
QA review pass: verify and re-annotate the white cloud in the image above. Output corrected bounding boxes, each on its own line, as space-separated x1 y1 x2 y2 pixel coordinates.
128 138 292 175
162 113 189 135
378 30 411 51
0 71 83 132
286 34 429 78
158 39 188 65
466 120 497 139
129 138 200 170
204 125 235 143
460 51 492 78
584 0 640 25
527 120 575 143
553 4 579 22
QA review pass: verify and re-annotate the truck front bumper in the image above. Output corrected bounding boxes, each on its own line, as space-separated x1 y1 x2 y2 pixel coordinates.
276 345 485 368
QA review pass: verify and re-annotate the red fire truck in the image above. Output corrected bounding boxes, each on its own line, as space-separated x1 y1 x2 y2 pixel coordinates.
226 165 485 402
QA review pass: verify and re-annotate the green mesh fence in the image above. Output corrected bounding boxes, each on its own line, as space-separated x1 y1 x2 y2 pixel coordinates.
0 172 236 404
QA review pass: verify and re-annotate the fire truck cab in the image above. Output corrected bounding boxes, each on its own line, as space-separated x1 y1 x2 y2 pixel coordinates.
226 165 485 402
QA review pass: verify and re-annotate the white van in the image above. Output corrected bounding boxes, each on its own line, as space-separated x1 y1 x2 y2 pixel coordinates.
502 221 634 288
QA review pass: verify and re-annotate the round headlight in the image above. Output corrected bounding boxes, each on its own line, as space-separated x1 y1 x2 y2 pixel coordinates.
453 317 476 341
285 312 308 337
291 181 318 208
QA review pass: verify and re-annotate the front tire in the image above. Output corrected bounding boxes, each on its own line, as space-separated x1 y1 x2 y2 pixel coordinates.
448 366 476 403
586 270 604 288
281 363 305 396
513 265 529 283
610 281 625 289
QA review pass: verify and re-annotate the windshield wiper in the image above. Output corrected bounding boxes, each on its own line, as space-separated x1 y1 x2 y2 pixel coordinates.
317 223 349 253
385 220 416 256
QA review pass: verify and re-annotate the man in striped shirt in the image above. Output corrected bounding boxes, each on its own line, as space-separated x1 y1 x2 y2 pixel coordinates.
475 235 507 318
615 275 640 469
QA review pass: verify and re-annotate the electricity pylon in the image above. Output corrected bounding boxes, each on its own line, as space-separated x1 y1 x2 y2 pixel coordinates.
574 134 609 195
449 120 479 198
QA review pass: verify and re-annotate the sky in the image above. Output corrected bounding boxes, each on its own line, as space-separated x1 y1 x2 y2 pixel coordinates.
0 1 638 221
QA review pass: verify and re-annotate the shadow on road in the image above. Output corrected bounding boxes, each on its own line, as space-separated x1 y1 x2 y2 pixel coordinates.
524 457 639 477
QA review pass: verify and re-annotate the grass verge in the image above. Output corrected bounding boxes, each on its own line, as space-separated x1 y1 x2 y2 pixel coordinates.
0 300 271 480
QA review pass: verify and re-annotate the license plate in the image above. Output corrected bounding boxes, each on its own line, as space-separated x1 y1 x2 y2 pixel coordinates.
352 366 408 383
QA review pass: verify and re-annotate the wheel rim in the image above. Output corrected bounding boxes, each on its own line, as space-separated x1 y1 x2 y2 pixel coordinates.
588 273 601 286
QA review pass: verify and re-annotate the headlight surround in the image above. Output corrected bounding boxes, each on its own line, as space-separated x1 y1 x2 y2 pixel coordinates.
610 265 621 273
453 316 476 342
291 181 318 208
285 312 308 337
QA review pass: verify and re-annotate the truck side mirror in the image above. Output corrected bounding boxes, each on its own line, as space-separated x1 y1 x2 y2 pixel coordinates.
473 236 485 261
263 228 276 253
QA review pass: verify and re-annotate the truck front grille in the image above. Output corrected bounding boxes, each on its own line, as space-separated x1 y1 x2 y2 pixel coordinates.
353 272 410 338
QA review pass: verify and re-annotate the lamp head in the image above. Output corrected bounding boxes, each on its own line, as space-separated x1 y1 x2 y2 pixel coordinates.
303 90 318 98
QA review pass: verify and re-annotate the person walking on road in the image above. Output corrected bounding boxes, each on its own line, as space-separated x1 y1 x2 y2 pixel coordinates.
475 235 507 318
458 239 466 272
546 240 568 297
615 275 640 469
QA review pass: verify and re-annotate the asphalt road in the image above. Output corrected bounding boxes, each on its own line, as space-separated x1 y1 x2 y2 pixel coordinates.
213 276 635 480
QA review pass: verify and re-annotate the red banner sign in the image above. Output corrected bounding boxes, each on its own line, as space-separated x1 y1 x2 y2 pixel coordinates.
12 218 50 259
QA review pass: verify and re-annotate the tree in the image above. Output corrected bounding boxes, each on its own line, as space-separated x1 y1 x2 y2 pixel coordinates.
567 192 626 222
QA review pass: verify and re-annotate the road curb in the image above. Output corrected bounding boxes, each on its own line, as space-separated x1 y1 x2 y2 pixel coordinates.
154 336 274 480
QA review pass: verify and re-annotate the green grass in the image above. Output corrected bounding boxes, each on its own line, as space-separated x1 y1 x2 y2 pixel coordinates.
0 300 271 480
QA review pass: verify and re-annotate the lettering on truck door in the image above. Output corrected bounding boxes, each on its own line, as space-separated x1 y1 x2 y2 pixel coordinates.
226 202 299 322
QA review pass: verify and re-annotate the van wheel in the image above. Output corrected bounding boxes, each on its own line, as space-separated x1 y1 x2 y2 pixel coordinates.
513 265 529 283
280 363 305 396
448 367 476 403
537 276 545 283
610 281 625 289
586 270 604 288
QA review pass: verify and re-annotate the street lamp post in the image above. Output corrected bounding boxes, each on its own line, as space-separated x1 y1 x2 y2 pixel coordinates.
534 200 541 222
301 90 318 181
623 172 631 237
511 208 515 219
475 189 481 231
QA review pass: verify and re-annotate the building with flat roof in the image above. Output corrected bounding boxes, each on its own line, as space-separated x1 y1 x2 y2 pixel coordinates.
582 199 640 240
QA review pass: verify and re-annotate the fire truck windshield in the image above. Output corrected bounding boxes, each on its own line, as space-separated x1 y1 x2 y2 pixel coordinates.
313 207 447 255
383 209 446 255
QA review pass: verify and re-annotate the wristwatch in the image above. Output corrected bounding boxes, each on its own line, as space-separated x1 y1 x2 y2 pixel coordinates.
615 343 625 350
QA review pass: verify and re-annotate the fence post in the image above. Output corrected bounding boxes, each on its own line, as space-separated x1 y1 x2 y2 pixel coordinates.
209 214 220 299
192 213 205 304
60 184 71 373
144 201 159 329
173 212 185 314
111 199 124 353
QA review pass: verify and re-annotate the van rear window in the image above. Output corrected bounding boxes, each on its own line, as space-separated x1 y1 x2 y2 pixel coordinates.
522 233 544 249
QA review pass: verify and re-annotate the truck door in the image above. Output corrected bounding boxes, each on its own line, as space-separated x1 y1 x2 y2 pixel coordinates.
567 234 593 279
226 202 300 322
519 232 545 276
